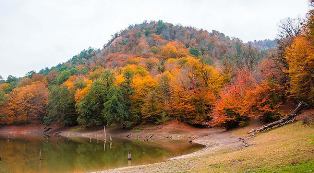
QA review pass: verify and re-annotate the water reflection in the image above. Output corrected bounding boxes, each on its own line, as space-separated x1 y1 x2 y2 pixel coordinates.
0 136 202 173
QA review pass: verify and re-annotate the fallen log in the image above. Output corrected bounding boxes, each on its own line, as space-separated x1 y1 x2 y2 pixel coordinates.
44 127 52 133
248 101 307 135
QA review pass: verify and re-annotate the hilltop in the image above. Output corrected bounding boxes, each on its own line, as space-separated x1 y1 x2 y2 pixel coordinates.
32 21 274 76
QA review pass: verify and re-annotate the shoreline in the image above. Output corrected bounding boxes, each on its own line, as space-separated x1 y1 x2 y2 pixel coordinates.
0 121 248 173
91 129 245 173
0 111 312 172
57 121 247 173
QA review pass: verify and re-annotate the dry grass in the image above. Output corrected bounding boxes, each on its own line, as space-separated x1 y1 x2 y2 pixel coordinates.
99 121 313 173
194 122 314 172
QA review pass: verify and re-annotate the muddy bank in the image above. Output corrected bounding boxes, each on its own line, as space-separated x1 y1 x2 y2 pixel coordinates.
0 123 64 140
0 120 223 143
59 120 225 143
0 124 46 138
92 129 244 173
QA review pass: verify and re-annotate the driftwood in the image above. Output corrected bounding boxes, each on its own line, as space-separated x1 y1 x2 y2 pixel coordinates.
248 101 307 136
44 127 52 133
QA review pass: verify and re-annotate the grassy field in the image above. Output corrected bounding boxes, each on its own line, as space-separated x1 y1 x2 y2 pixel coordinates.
194 122 314 173
99 121 313 173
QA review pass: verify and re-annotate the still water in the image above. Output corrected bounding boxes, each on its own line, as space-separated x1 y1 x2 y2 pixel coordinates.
0 136 202 173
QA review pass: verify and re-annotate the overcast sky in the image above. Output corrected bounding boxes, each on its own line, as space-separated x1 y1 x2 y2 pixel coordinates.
0 0 310 79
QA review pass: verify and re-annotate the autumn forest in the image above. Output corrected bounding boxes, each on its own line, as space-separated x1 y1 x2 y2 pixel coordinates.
0 9 313 131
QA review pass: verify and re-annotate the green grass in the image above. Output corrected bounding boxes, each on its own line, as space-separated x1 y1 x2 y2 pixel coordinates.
255 160 314 173
309 134 314 145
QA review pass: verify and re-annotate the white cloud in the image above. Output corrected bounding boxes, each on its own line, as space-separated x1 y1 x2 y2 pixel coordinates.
0 0 309 78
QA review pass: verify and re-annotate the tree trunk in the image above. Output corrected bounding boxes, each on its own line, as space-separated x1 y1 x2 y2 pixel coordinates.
248 101 307 135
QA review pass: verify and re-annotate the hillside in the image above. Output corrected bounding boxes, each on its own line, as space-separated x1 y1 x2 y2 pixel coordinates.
39 21 271 75
0 16 312 130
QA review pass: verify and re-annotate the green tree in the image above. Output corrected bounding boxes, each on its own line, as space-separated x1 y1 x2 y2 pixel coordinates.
5 75 18 92
44 86 77 126
189 47 201 57
76 71 114 127
55 70 71 84
121 71 140 125
102 85 130 128
156 20 166 34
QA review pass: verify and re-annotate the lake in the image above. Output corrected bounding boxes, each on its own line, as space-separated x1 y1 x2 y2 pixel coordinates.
0 136 202 173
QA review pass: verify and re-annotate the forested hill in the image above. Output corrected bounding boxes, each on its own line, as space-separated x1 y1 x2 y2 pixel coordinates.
38 21 274 75
98 21 270 66
2 17 312 129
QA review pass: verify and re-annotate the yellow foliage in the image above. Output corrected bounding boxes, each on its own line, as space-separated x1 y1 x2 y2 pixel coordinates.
74 79 92 102
0 83 10 92
285 35 314 103
115 74 125 85
121 64 148 76
161 41 189 59
132 75 157 96
88 67 105 80
63 76 77 90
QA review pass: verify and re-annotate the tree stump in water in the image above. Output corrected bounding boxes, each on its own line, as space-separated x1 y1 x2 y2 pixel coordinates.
128 151 132 160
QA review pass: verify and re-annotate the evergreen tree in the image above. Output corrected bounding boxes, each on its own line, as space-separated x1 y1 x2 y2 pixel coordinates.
76 71 114 127
102 85 130 128
44 85 77 126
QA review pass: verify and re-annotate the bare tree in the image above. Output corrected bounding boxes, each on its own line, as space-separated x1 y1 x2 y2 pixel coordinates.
275 17 304 70
278 18 303 39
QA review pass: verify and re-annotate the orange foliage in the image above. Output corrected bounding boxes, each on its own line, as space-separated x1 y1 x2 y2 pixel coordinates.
63 76 77 90
127 57 143 65
162 57 224 125
161 41 189 59
74 79 92 102
1 82 48 124
212 70 257 127
213 69 283 128
258 58 284 83
151 34 164 44
18 74 47 87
